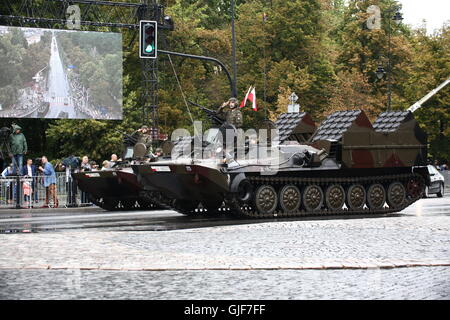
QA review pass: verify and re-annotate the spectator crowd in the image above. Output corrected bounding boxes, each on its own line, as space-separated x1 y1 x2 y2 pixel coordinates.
0 123 125 208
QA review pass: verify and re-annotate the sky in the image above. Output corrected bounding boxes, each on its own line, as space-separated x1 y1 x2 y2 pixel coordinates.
398 0 449 34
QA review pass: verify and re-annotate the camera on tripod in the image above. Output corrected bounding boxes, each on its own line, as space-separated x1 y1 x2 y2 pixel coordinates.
34 157 43 168
0 127 12 161
0 127 11 141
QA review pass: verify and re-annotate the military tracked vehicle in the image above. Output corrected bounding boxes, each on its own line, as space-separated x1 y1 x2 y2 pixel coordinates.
72 165 159 211
132 108 429 218
72 132 162 211
132 77 450 217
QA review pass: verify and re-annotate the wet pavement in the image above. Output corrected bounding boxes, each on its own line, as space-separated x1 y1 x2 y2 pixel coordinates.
1 267 448 300
1 193 449 234
0 194 449 299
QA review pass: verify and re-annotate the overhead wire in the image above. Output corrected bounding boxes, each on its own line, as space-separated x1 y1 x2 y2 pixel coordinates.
167 54 195 126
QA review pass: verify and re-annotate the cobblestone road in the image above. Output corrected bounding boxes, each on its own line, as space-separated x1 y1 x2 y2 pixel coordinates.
0 267 448 300
0 195 449 299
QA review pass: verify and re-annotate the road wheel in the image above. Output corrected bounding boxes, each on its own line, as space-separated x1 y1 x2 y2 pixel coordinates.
437 183 444 198
387 182 406 209
303 184 323 212
367 184 386 210
254 185 278 215
237 180 253 204
325 184 345 211
346 184 366 211
279 185 301 213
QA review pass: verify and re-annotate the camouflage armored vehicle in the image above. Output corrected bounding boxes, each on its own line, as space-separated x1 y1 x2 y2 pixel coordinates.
72 131 161 211
72 165 159 211
132 109 429 218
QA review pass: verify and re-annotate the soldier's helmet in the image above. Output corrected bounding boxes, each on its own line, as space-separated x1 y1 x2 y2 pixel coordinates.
228 97 239 108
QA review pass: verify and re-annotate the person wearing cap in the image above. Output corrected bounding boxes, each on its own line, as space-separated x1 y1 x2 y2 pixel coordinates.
132 125 153 157
217 97 243 128
8 123 28 175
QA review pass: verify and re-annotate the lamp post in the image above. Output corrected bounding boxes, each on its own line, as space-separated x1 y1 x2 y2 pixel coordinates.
231 0 237 98
376 6 403 111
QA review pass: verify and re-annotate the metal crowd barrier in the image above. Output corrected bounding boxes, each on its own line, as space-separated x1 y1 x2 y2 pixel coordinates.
0 172 92 209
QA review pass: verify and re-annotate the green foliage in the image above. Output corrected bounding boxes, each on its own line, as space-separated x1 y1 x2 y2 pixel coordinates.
1 0 448 162
0 27 51 108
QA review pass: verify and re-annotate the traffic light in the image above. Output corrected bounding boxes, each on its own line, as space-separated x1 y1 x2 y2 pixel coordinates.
139 20 157 59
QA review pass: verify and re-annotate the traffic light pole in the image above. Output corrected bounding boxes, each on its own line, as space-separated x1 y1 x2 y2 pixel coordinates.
140 1 160 135
158 49 235 98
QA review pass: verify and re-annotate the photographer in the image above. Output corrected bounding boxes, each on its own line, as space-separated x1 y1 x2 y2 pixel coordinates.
9 124 27 175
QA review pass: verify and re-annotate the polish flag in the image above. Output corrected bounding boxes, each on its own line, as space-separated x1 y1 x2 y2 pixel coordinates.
240 86 257 111
248 86 257 111
240 86 252 108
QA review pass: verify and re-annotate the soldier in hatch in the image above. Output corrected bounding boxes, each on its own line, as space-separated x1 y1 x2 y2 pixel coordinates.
216 97 243 128
131 125 153 159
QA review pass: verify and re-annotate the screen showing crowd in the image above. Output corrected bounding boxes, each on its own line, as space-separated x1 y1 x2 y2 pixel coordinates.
0 26 123 120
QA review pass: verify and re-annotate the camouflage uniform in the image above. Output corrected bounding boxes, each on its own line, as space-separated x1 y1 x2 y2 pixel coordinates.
132 125 153 158
133 126 152 148
217 98 243 128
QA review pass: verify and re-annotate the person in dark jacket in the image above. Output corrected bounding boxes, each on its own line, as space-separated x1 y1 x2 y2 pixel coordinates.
9 124 27 175
21 158 38 203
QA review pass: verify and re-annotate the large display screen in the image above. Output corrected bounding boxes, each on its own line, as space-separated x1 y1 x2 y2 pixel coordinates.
0 26 123 120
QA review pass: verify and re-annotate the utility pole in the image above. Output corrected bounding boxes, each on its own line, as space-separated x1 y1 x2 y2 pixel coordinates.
231 0 237 98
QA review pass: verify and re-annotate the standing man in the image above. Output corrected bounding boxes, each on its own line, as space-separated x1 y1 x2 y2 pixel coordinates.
216 98 243 159
109 154 118 167
80 156 91 204
8 124 27 175
38 156 58 208
132 125 153 158
80 156 92 172
216 97 243 128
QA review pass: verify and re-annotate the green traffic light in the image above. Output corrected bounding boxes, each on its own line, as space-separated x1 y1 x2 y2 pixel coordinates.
145 44 154 53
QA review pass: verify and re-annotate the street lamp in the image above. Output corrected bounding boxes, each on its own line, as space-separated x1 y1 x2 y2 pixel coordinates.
392 11 404 25
376 8 403 111
376 64 386 80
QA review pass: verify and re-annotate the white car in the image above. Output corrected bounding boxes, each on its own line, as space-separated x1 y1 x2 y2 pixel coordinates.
424 165 445 198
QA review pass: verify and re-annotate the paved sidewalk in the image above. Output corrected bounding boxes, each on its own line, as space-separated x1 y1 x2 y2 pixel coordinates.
0 212 449 271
